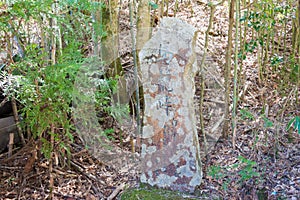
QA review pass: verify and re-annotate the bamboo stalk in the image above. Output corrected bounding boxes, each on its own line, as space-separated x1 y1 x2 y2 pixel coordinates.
11 96 25 145
49 124 55 200
8 133 14 157
232 0 240 149
129 0 141 151
222 0 235 138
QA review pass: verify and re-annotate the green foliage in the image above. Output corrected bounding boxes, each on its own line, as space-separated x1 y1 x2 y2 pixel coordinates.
108 103 130 123
1 0 106 59
149 1 159 9
207 165 231 191
0 0 123 160
41 138 53 159
239 109 275 128
94 77 117 108
16 63 80 138
208 156 260 190
88 72 130 124
262 115 273 128
64 0 104 12
270 55 284 66
239 108 255 121
234 156 259 182
6 61 81 160
287 116 300 134
4 0 52 21
287 58 299 84
100 128 115 141
207 165 225 180
239 1 298 93
239 8 269 58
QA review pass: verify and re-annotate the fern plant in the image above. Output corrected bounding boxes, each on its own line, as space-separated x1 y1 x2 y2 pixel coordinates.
0 0 121 161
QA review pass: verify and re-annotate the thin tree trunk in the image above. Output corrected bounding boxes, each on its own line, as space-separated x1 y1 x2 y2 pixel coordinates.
290 0 299 106
222 0 235 138
136 0 151 54
135 0 151 138
232 0 240 149
129 0 141 148
49 124 55 200
50 2 57 65
11 97 25 145
101 0 122 77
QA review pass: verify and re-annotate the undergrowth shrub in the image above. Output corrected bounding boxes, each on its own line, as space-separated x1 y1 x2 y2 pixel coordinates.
0 0 127 161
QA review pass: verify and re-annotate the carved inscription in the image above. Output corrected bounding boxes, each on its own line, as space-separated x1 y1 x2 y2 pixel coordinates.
139 18 202 193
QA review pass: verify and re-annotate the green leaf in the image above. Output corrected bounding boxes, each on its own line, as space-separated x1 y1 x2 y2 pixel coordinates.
240 13 247 22
295 116 300 134
287 116 300 134
240 109 254 121
270 55 284 66
286 117 296 130
207 165 225 180
263 116 273 128
149 1 158 9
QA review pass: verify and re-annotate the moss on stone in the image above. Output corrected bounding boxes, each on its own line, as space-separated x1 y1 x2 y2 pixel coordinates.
120 186 200 200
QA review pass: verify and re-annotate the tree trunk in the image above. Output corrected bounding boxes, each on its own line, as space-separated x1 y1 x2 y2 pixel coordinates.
222 0 235 138
101 0 122 77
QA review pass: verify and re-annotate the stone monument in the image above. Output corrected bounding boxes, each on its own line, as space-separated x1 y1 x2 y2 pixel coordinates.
139 17 202 193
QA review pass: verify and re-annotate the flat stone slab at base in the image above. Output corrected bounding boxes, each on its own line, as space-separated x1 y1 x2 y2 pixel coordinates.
139 17 202 193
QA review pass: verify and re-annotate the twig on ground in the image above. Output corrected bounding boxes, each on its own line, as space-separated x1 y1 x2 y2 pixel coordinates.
107 183 125 200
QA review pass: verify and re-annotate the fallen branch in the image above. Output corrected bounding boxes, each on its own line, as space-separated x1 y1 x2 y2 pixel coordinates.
107 183 125 200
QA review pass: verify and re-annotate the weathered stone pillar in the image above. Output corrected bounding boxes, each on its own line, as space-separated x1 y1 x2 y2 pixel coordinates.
139 17 202 193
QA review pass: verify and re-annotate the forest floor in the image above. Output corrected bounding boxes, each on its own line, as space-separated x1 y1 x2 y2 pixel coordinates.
0 1 299 199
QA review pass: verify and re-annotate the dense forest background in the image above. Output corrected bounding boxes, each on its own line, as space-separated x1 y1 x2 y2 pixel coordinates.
0 0 299 199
